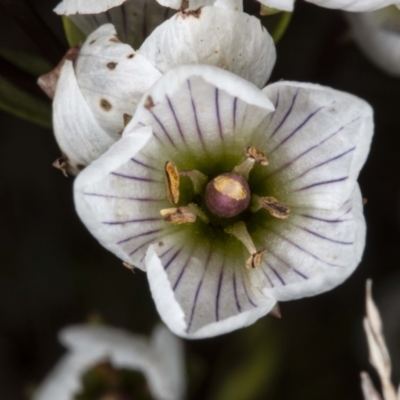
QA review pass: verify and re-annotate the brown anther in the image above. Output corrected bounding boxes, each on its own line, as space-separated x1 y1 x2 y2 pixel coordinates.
144 95 155 110
165 161 180 204
246 248 267 269
259 196 290 219
245 146 269 166
122 262 135 273
52 157 69 177
160 207 196 225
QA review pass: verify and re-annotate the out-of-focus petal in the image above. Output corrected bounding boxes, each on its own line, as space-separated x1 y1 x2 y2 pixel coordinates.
54 0 126 15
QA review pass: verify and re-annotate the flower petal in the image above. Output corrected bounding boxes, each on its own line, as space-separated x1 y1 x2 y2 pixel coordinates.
307 0 400 12
346 8 400 76
53 60 115 175
256 0 294 11
146 244 276 339
156 0 216 9
32 354 95 400
260 81 373 210
67 0 175 49
54 0 126 15
250 185 366 301
75 24 161 138
73 126 168 268
138 6 276 88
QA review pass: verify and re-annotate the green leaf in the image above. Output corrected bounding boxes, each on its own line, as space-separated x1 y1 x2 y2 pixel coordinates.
62 16 86 47
0 76 52 128
0 48 53 77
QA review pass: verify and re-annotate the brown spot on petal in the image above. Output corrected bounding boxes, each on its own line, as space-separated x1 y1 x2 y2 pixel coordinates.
127 53 135 59
180 0 189 9
109 36 120 43
89 39 96 44
165 161 180 204
100 99 112 111
107 62 117 70
259 196 290 219
76 164 85 171
144 95 155 109
180 7 202 18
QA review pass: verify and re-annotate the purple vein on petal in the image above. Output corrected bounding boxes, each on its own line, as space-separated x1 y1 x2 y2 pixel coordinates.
83 193 163 202
298 213 350 224
293 269 308 280
269 229 344 267
148 109 176 148
261 267 274 287
215 263 224 321
164 248 182 271
232 272 241 312
102 217 162 225
173 250 194 291
187 247 213 333
269 89 299 139
268 264 286 285
118 228 163 245
130 235 164 257
295 176 348 192
215 88 223 139
187 79 205 149
159 246 175 259
269 103 332 156
166 95 186 143
111 172 160 183
233 97 238 130
131 158 161 172
268 117 361 177
289 147 356 184
242 274 257 307
291 224 353 245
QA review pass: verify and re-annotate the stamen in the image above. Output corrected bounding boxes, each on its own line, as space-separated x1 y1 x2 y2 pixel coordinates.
233 146 269 179
251 195 290 219
224 222 266 269
187 203 209 224
165 161 180 204
179 169 208 194
160 206 196 225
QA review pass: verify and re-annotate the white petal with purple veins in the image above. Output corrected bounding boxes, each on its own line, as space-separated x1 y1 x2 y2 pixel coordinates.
146 245 276 339
53 60 115 175
54 0 126 15
260 81 373 210
75 24 161 139
249 185 366 300
138 6 276 88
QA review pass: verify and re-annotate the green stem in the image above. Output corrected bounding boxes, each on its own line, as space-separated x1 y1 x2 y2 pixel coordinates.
272 12 292 43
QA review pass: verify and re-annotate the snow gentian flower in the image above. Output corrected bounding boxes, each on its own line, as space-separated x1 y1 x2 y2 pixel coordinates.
258 0 400 12
346 6 400 76
33 324 185 400
74 65 373 339
50 4 275 175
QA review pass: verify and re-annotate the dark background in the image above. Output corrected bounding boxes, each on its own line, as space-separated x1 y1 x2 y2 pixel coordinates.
0 1 400 399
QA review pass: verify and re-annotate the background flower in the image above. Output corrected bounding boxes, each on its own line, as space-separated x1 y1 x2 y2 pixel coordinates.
33 324 185 400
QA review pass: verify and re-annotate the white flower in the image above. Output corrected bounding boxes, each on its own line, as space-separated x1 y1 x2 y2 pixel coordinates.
73 64 373 339
346 6 400 76
258 0 400 12
32 324 185 400
51 5 276 174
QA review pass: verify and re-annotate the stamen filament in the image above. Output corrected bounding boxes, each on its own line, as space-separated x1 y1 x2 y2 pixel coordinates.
233 146 269 179
187 203 209 223
179 169 208 194
224 222 266 269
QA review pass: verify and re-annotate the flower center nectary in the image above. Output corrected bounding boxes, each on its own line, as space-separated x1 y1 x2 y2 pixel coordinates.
205 173 251 218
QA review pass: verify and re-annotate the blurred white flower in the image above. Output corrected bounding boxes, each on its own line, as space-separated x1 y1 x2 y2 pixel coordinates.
33 324 185 400
361 281 399 400
49 5 276 175
74 64 372 339
346 6 400 77
258 0 400 12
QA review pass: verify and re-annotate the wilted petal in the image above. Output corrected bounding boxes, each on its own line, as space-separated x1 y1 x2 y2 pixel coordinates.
53 60 115 175
346 7 400 76
260 81 373 210
66 0 175 49
250 185 366 300
138 6 276 88
54 0 126 15
75 24 162 139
